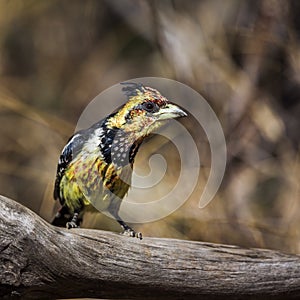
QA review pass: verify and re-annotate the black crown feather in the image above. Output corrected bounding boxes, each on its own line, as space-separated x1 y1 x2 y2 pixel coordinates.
121 82 146 98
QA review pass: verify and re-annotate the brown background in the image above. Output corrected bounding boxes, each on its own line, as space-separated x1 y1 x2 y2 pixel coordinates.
0 0 299 253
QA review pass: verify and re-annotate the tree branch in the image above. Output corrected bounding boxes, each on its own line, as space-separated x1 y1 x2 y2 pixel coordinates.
0 195 300 299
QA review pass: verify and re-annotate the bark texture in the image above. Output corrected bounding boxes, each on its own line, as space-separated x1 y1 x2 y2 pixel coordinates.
0 195 300 299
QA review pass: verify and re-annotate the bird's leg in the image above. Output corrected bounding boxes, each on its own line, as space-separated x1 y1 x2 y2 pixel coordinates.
108 203 143 239
117 220 143 240
66 208 82 229
66 213 79 229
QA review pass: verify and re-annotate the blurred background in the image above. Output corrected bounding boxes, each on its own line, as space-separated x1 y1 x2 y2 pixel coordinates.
0 0 299 253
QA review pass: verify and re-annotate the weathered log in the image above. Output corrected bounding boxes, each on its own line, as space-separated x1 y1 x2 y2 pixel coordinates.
0 195 300 299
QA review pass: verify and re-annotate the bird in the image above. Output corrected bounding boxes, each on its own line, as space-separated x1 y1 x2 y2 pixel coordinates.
52 82 187 239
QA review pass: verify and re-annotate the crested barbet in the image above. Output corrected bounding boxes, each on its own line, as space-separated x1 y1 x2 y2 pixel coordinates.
52 82 187 239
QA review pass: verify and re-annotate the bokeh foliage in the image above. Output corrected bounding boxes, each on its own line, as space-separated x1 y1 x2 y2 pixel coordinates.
0 0 299 253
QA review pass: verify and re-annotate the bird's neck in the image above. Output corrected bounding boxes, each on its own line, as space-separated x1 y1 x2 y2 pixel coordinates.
99 124 145 168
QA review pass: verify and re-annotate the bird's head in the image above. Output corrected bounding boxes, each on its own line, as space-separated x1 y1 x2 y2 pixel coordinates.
106 82 187 139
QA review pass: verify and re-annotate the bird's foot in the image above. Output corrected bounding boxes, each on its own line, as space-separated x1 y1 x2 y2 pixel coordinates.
118 220 142 239
66 221 79 229
66 212 80 229
122 229 143 240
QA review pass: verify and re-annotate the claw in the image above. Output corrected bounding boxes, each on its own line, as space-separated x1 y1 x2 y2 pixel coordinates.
117 220 142 239
122 229 143 240
65 212 81 229
136 232 143 240
66 221 79 229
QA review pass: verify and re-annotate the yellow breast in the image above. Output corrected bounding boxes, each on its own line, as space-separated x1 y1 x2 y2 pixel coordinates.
60 154 132 213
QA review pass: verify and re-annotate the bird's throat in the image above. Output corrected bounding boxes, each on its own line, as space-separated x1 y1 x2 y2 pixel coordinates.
99 125 144 168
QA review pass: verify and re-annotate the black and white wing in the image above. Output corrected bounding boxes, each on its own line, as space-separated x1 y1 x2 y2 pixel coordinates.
53 132 86 205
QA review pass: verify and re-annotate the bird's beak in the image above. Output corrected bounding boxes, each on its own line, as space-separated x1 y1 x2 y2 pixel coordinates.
155 103 187 120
